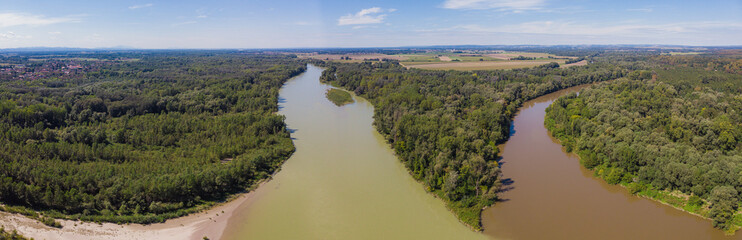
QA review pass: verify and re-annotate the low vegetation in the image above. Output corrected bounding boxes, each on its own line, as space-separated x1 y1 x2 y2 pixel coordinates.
1 205 61 228
0 227 29 240
325 88 354 106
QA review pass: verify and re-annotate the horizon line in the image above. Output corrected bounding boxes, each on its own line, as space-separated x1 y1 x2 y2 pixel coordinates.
2 44 742 51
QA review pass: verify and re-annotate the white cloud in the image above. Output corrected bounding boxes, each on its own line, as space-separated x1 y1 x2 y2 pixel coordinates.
442 0 546 11
129 3 153 10
0 13 78 28
338 7 394 26
0 32 16 39
0 31 31 40
407 20 742 46
428 21 742 37
196 8 208 18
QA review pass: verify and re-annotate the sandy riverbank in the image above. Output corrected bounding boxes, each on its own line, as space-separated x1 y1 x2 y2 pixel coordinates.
0 184 264 240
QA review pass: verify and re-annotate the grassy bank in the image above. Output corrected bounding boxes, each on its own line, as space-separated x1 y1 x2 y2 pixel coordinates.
326 88 354 106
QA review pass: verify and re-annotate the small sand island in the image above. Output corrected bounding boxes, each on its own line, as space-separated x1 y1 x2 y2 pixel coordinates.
325 88 354 106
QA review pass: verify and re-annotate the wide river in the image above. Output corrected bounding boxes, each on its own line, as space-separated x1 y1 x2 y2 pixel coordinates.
221 65 742 240
220 65 485 240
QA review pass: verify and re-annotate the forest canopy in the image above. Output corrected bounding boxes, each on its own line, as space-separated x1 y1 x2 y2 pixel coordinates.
0 52 305 224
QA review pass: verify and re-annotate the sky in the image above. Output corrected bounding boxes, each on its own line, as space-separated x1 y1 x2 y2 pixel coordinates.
0 0 741 48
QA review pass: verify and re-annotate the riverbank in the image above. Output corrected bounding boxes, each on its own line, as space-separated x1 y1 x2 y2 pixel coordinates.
0 180 273 240
632 185 742 234
542 83 742 235
572 150 742 235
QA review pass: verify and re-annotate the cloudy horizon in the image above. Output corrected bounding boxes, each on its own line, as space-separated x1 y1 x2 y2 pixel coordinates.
1 0 741 48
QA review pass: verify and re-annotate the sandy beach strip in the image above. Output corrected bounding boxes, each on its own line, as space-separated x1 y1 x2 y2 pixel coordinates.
0 183 265 240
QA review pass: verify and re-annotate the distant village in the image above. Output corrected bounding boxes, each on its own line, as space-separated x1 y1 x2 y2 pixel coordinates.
0 59 110 81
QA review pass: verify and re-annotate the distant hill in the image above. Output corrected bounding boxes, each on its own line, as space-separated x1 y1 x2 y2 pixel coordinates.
0 46 137 52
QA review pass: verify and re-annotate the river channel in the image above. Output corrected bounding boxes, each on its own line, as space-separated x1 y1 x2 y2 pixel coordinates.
220 65 485 240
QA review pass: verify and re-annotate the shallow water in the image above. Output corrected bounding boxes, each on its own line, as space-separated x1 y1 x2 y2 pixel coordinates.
220 65 485 240
481 85 742 240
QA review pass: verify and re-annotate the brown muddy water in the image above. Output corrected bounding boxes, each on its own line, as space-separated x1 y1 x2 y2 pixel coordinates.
220 65 485 240
481 85 742 240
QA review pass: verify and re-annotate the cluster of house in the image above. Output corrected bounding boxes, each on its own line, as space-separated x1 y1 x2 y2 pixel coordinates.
0 60 97 81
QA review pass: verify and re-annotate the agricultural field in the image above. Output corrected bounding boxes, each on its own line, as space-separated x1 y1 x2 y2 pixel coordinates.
664 52 704 55
484 51 566 60
399 51 574 70
404 59 568 71
295 53 417 62
296 51 576 70
561 60 588 68
399 54 441 62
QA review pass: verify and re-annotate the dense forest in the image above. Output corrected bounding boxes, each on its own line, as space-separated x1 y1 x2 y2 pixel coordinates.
320 60 627 229
0 52 305 224
546 54 742 231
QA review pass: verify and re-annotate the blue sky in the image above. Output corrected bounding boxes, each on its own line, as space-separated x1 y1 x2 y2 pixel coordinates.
1 0 741 48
